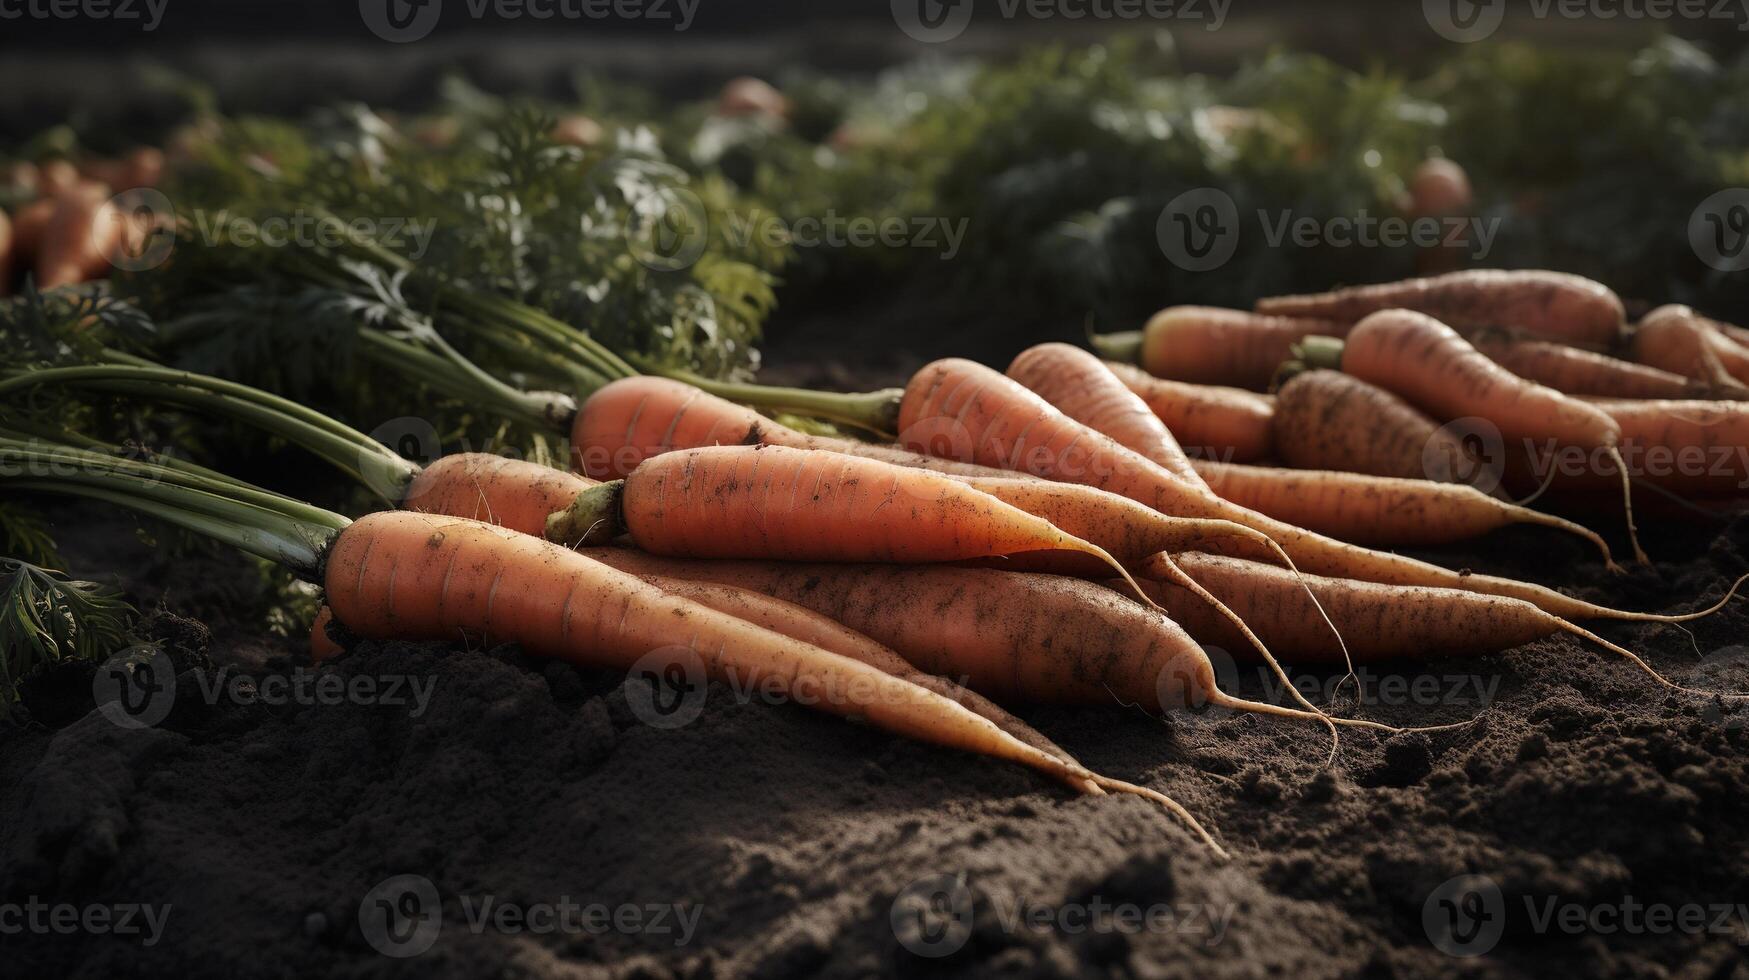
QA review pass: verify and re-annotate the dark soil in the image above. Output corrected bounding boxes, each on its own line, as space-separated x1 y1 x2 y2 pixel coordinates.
5 332 1749 978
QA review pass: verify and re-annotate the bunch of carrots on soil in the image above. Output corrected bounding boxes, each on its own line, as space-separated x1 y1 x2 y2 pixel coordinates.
9 261 1749 860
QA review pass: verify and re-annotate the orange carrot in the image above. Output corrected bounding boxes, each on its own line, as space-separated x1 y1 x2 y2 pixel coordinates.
35 159 80 197
326 511 1222 847
1271 369 1472 482
9 197 53 266
580 548 1389 740
1007 343 1203 486
631 574 1091 774
402 452 595 537
546 444 1150 600
1145 553 1733 694
1190 458 1614 561
36 184 120 288
1091 306 1348 390
1102 360 1275 463
310 605 345 661
1255 269 1626 348
1300 309 1647 562
1579 398 1749 497
1631 305 1749 391
894 357 1715 622
1476 336 1714 399
0 209 12 297
570 376 1008 481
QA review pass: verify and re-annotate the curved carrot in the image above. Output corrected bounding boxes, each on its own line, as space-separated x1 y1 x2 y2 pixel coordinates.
1315 310 1647 563
325 511 1222 848
1007 343 1203 486
1256 269 1625 348
1271 369 1470 482
1577 398 1749 497
894 357 1717 623
547 444 1152 603
1103 361 1275 463
1091 306 1347 390
1476 336 1714 400
1632 305 1749 391
1191 459 1614 562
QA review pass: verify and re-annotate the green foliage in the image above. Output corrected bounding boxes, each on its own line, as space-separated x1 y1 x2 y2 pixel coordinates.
0 558 137 723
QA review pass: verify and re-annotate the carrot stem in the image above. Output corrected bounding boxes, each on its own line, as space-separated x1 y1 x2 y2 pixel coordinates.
1088 330 1144 365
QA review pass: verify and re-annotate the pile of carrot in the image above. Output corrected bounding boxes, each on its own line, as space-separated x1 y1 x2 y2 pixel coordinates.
1 148 164 295
11 259 1749 862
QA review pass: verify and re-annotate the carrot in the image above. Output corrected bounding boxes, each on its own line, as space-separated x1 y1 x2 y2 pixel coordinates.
310 605 345 661
580 548 1394 741
36 159 80 198
1007 343 1203 486
1631 305 1749 391
1190 459 1614 561
1577 398 1749 497
1255 269 1626 348
1705 315 1749 350
570 376 1009 481
895 357 1726 623
1090 306 1348 390
0 209 12 297
547 444 1152 602
402 452 595 537
1408 157 1472 218
1271 370 1473 483
36 184 121 289
1476 335 1717 399
629 574 1092 778
1102 361 1275 463
1145 553 1741 696
1297 310 1648 563
9 198 54 269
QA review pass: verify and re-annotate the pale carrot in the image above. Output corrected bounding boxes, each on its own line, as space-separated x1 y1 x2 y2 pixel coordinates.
1007 343 1203 486
1255 269 1626 348
1190 459 1615 562
1091 306 1348 390
1631 305 1749 391
1103 360 1275 463
1271 369 1472 482
1476 336 1716 399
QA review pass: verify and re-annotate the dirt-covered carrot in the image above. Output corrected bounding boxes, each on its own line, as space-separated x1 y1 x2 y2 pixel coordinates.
1270 369 1471 482
1631 305 1749 391
1475 336 1714 400
1102 361 1275 463
402 453 595 536
1191 459 1615 562
1007 343 1203 486
1295 310 1648 563
1145 553 1744 697
4 442 1225 853
1574 398 1749 497
580 549 1395 739
630 575 1092 777
571 376 1007 481
1255 269 1626 348
547 444 1151 601
895 357 1728 624
1090 306 1348 390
